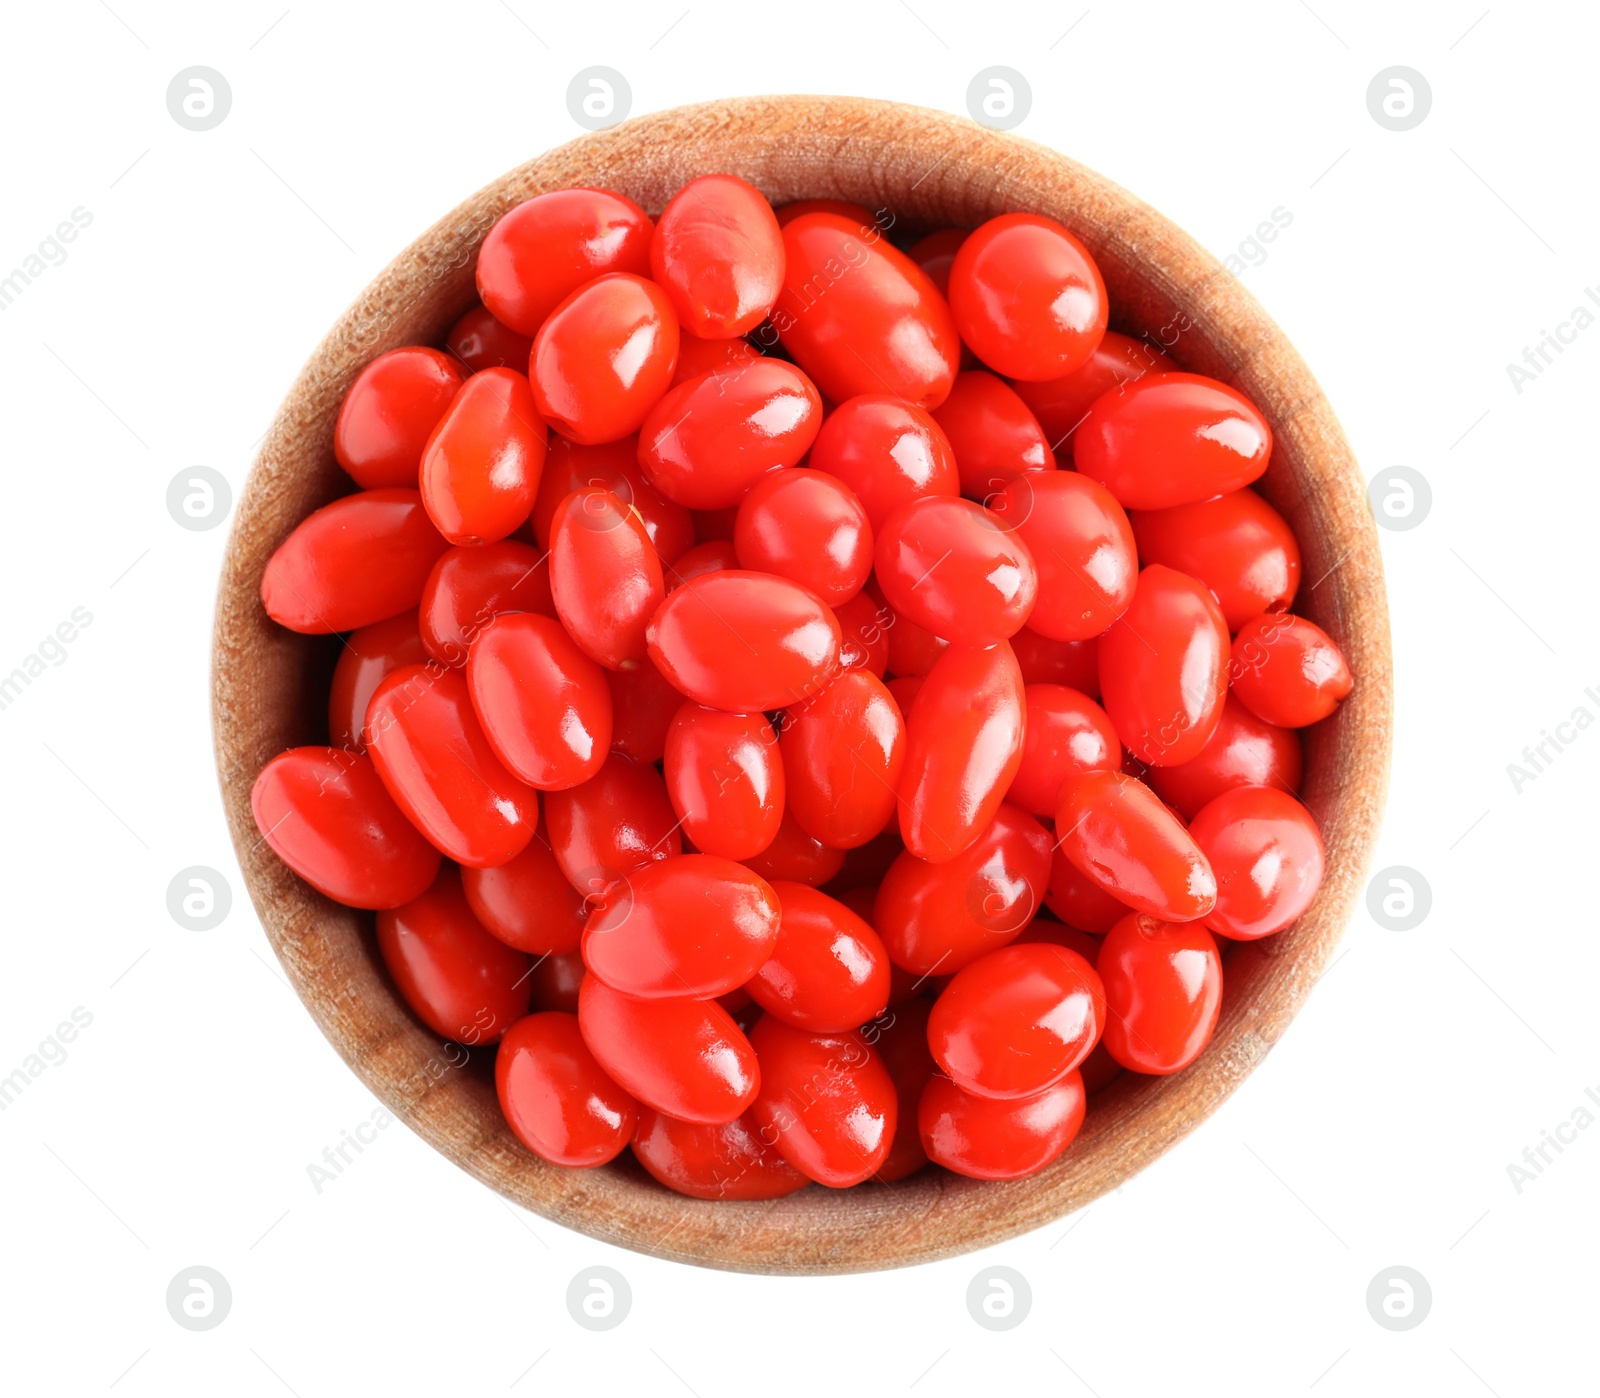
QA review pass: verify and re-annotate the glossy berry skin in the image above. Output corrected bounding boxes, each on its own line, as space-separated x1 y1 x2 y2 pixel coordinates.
888 629 951 684
874 581 950 677
906 228 967 296
1076 1039 1123 1095
577 975 759 1124
1230 613 1353 727
647 570 842 713
475 187 654 336
261 488 449 634
734 468 873 606
445 303 534 375
1012 628 1100 695
829 829 905 897
461 831 587 954
673 331 762 386
1147 694 1302 820
666 539 741 590
328 610 428 751
251 747 441 909
1045 842 1133 933
947 213 1108 382
496 1012 636 1167
548 488 666 670
418 367 546 546
631 1108 809 1200
1009 684 1122 817
650 173 785 338
334 347 466 489
930 370 1055 499
919 1070 1085 1180
418 541 554 667
529 949 585 1014
1056 770 1216 922
780 670 905 850
1075 372 1272 510
875 497 1038 646
582 854 780 998
749 1019 896 1187
990 471 1136 641
376 865 531 1044
1131 489 1301 633
467 612 612 790
741 809 846 888
543 752 681 892
1013 918 1101 963
366 665 538 869
638 360 823 510
1099 565 1230 766
1009 330 1175 453
663 705 784 860
1097 913 1223 1074
1188 785 1325 940
877 949 932 1011
886 675 924 713
774 213 960 409
808 395 959 533
833 589 892 678
531 273 679 444
875 803 1052 976
927 943 1105 1099
866 997 937 1182
747 881 892 1032
605 658 684 765
531 434 693 565
898 642 1025 863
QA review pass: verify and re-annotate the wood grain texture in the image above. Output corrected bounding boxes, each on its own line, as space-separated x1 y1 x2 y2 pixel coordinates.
212 95 1392 1274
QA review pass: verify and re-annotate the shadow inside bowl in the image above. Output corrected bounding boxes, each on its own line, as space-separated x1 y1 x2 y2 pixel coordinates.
212 95 1391 1274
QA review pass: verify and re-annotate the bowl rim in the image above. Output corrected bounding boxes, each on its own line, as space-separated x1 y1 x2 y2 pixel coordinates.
212 93 1392 1275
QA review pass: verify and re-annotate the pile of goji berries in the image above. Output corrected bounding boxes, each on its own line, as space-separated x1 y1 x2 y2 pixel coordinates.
252 175 1352 1195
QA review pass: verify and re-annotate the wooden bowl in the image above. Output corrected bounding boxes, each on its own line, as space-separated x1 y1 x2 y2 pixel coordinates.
212 95 1391 1274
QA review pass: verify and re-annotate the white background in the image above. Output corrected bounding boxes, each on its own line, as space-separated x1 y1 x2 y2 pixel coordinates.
1 1 1596 1393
